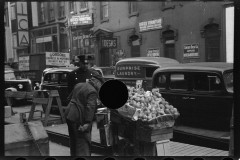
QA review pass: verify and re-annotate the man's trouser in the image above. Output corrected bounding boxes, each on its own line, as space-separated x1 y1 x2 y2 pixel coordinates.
66 119 91 156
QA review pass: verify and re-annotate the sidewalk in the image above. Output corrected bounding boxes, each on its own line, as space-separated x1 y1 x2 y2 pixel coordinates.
49 141 102 156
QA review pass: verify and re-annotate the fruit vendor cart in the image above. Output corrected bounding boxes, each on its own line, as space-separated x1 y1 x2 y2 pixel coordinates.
96 86 180 156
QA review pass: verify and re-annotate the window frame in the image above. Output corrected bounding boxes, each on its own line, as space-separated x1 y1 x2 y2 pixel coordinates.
162 0 175 11
10 4 16 20
100 2 109 23
39 2 45 22
128 2 139 18
80 1 88 13
59 2 65 19
163 31 175 59
49 2 55 21
191 72 223 94
169 73 189 91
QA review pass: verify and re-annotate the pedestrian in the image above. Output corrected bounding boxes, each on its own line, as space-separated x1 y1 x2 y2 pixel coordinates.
64 75 104 156
67 55 104 95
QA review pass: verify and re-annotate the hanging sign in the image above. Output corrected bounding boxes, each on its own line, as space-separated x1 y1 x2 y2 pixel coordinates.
147 48 160 57
101 38 117 49
183 43 199 58
46 52 70 66
70 13 93 26
139 17 163 32
19 56 29 71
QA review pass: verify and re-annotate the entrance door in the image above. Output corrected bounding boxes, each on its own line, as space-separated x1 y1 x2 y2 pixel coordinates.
100 49 110 67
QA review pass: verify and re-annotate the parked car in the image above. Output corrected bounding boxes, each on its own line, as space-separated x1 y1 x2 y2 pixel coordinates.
152 62 233 149
5 69 33 106
40 66 105 115
115 57 179 91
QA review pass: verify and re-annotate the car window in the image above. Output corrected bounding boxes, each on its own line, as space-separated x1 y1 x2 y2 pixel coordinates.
44 73 59 83
169 73 188 90
193 73 222 92
155 74 167 89
223 71 233 93
60 73 68 83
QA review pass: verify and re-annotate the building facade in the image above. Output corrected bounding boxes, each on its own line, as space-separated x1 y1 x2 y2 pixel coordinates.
5 1 233 68
91 1 233 66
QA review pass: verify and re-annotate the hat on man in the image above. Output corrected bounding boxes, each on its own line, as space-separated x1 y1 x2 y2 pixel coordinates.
77 55 87 64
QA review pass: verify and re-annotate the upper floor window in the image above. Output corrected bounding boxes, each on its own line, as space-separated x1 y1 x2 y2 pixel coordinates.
100 2 109 21
10 4 16 20
39 2 45 22
162 0 175 11
80 1 88 12
70 2 76 13
59 2 65 18
129 2 138 13
49 2 54 20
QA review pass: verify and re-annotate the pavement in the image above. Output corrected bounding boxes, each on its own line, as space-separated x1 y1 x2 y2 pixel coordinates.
49 141 102 156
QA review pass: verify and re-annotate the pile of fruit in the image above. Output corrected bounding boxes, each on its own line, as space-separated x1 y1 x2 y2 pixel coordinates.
125 86 180 122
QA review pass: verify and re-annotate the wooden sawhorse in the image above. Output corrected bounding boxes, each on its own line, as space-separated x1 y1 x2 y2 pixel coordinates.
28 90 66 127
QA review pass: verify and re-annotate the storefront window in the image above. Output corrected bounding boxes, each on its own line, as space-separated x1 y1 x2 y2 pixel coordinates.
163 30 175 59
44 28 51 35
52 35 58 52
52 26 57 34
60 34 68 52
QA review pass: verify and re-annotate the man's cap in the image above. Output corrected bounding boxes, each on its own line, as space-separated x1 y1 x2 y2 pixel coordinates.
91 70 105 84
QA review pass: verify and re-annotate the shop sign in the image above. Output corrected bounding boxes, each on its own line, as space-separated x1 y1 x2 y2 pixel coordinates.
19 56 29 71
183 43 199 58
139 18 163 32
116 64 144 78
70 13 93 26
46 52 70 66
36 36 52 43
101 38 117 49
147 48 160 57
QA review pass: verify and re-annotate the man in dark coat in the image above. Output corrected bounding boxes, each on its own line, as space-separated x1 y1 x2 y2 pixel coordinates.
67 55 104 95
64 76 103 156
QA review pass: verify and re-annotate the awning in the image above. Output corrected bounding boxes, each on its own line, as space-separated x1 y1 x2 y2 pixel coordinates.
90 27 113 37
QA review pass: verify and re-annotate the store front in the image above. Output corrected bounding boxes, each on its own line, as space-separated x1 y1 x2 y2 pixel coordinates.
91 28 116 67
30 23 68 54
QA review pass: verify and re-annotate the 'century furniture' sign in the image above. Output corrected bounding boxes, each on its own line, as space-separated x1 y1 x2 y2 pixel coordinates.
147 48 160 57
101 38 117 49
70 13 93 26
183 44 199 58
139 18 163 32
19 56 29 71
46 52 70 66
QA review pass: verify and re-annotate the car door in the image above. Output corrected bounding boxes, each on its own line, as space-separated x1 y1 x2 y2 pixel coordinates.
189 72 233 131
153 72 192 126
57 72 69 106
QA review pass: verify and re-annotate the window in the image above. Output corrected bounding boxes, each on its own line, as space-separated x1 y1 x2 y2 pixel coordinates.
100 2 108 21
205 24 220 62
69 2 76 12
59 2 65 18
163 30 175 59
49 2 54 20
193 73 222 92
10 5 16 20
39 2 45 22
80 1 88 12
12 34 17 47
60 34 69 51
129 2 138 14
156 74 167 89
170 74 188 90
44 73 59 83
223 72 233 92
162 0 175 11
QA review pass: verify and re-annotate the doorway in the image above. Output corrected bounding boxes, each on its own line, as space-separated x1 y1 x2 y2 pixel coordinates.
100 49 110 67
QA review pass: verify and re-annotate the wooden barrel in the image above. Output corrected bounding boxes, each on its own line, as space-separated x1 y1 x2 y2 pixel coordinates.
5 121 49 156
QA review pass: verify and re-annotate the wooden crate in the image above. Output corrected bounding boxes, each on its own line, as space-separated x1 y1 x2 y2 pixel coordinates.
136 122 173 142
5 121 49 156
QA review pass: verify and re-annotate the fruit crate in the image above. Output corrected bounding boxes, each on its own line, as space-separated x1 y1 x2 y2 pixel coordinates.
136 121 173 143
